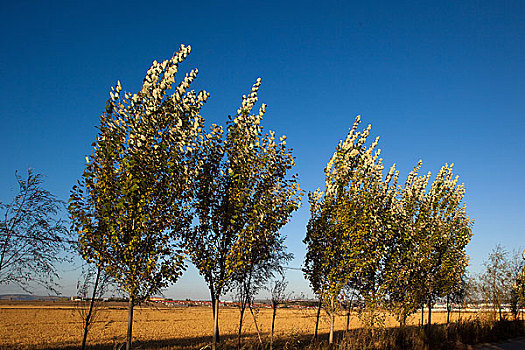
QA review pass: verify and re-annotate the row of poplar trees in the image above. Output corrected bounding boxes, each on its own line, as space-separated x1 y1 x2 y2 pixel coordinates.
68 46 302 350
68 45 472 349
303 117 473 343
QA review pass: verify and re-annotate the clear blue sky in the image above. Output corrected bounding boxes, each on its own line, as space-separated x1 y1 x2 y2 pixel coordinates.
1 0 523 299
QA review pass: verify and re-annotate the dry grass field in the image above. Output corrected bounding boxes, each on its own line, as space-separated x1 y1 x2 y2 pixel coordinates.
0 301 481 349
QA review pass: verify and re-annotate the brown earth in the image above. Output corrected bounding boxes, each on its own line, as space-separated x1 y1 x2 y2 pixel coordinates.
0 300 483 349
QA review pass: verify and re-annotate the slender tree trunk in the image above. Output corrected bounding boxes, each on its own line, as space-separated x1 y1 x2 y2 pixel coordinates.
81 267 101 350
249 304 263 345
446 295 450 324
329 298 334 344
421 305 424 327
126 295 134 350
237 303 246 349
399 313 406 328
427 300 432 327
211 296 220 350
314 299 321 339
329 311 334 344
346 305 351 332
270 302 277 350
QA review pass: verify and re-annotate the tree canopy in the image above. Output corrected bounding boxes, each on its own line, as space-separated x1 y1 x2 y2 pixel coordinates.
304 116 473 338
69 44 207 350
187 78 302 348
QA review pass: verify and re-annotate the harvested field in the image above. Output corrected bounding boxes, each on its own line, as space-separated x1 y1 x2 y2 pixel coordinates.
0 301 483 349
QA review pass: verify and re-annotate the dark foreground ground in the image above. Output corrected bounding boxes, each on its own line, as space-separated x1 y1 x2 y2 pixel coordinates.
475 337 525 350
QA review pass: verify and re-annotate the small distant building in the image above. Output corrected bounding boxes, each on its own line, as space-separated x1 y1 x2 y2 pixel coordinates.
148 296 166 302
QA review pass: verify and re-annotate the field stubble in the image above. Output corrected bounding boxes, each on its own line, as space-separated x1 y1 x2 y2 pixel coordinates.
0 301 479 349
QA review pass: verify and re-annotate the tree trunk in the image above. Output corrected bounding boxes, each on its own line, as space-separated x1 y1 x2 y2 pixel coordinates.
211 296 220 350
346 306 350 332
81 267 101 350
329 298 334 344
446 295 450 324
237 303 246 349
314 299 321 339
427 300 432 327
421 305 424 327
399 313 407 328
329 311 334 344
126 295 134 350
270 302 277 350
249 304 263 345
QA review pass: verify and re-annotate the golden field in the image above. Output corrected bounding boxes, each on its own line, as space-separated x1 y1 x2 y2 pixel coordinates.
0 301 478 349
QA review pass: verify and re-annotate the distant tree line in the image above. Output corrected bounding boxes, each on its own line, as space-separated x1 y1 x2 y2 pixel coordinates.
471 245 525 322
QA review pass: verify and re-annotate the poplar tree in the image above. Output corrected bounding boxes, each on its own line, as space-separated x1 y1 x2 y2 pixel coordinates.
69 45 207 350
304 116 395 342
384 162 433 326
422 164 472 325
384 162 472 326
187 79 301 350
339 141 397 329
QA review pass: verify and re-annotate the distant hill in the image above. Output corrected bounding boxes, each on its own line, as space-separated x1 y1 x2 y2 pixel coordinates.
0 294 64 301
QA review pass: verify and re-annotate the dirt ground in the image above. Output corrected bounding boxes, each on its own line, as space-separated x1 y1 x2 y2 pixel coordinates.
0 300 482 349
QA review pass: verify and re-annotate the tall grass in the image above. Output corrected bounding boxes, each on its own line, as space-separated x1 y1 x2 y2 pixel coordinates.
259 318 525 350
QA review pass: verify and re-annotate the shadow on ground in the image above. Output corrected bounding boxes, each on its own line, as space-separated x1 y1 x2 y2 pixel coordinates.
19 320 525 350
